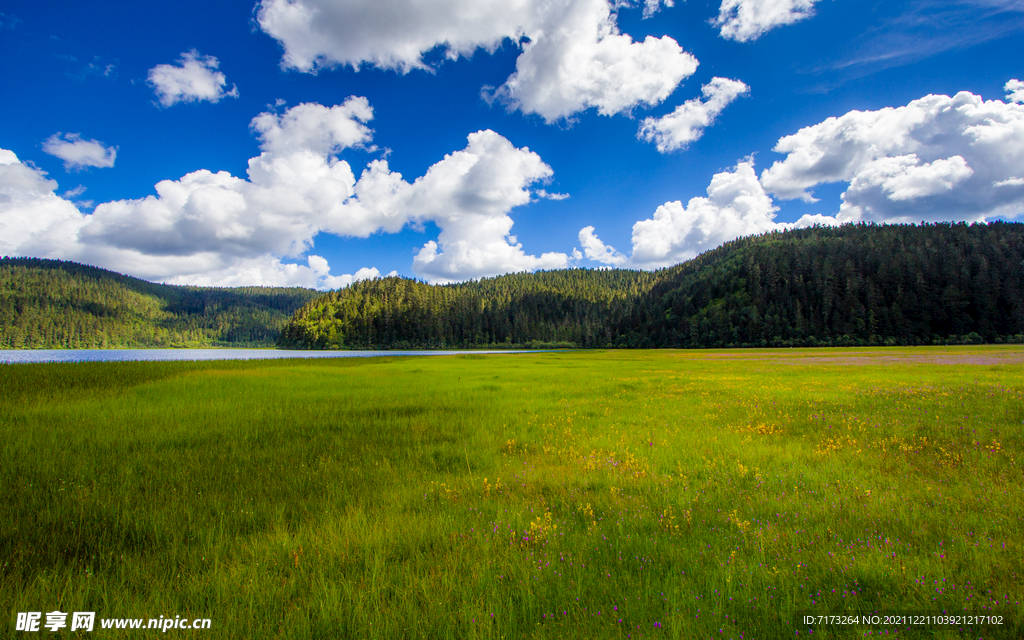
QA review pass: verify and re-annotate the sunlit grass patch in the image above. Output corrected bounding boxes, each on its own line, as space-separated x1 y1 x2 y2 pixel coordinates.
2 346 1022 638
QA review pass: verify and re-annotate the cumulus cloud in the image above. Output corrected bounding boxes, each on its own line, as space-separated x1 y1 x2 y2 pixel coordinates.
713 0 820 42
256 0 534 73
2 102 377 289
638 77 749 152
257 0 697 122
579 225 629 266
0 149 91 259
2 98 566 286
1007 79 1024 104
356 130 572 283
73 98 387 278
580 162 834 269
580 161 830 269
250 100 374 156
851 155 973 202
628 162 782 268
760 88 1024 223
147 50 239 107
42 133 117 170
487 0 698 122
159 255 385 289
308 260 393 290
0 149 377 289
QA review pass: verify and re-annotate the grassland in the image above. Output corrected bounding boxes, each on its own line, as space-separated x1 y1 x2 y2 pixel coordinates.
1 347 1022 639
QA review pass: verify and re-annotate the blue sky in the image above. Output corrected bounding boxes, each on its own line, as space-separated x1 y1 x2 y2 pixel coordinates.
2 0 1022 287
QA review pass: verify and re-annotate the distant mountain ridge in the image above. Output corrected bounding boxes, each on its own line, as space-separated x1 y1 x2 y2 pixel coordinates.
278 222 1024 350
0 258 319 349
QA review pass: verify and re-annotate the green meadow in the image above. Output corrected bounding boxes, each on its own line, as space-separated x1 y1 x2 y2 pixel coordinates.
2 348 1022 639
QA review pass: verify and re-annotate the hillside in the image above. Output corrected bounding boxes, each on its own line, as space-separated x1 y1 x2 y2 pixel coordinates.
0 258 320 349
279 222 1024 350
5 222 1023 351
277 268 659 349
628 221 1024 348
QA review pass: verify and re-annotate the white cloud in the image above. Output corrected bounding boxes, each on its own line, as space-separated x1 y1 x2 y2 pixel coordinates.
307 259 391 290
250 100 374 156
147 50 239 107
760 88 1024 223
488 0 698 122
1007 79 1024 104
580 161 832 269
713 0 820 42
75 98 389 274
642 0 674 19
628 161 783 268
257 0 697 122
380 129 572 283
62 185 87 198
256 0 535 73
160 255 383 289
2 99 566 287
0 149 91 259
413 234 570 285
852 154 973 202
536 189 570 200
638 77 749 152
42 133 117 170
0 151 378 290
579 225 629 266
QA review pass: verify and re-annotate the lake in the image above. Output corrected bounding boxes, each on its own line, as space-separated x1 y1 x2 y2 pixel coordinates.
0 349 533 364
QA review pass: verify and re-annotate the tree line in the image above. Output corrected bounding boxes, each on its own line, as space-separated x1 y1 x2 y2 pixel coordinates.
278 222 1024 350
625 221 1024 348
5 222 1023 351
277 268 660 349
0 258 319 349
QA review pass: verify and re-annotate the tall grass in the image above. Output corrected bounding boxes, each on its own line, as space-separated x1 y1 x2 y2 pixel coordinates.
1 348 1022 638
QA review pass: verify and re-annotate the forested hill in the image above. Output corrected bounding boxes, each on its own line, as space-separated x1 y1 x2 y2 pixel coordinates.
627 221 1024 348
279 222 1024 350
6 222 1023 351
277 268 660 349
0 258 319 349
